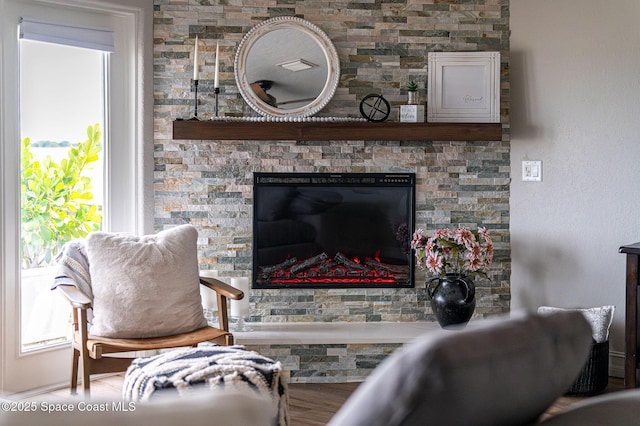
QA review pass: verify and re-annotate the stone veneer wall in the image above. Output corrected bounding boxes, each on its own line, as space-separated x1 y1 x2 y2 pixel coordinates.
249 343 402 383
153 0 511 324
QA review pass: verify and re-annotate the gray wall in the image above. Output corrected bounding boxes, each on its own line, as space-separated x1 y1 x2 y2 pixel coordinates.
510 0 640 363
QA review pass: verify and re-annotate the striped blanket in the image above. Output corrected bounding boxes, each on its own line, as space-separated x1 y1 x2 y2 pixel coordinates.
123 345 289 426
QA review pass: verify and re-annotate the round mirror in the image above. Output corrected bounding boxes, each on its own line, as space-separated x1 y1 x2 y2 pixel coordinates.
234 16 340 118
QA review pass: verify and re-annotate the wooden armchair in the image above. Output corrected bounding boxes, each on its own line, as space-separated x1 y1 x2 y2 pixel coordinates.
57 276 243 397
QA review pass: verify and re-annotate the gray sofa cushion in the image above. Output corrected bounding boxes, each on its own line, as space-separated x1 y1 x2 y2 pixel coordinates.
328 311 592 426
539 388 640 425
0 390 276 426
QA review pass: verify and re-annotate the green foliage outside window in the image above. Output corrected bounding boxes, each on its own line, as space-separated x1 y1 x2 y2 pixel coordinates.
21 123 103 268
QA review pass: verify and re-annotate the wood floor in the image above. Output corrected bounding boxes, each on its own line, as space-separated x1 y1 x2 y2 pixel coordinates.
539 377 624 422
22 375 625 425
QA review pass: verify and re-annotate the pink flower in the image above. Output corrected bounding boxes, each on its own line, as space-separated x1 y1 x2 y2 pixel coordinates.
433 228 452 239
454 227 474 248
426 250 443 275
425 239 435 253
411 229 428 249
484 241 494 268
466 244 482 270
479 227 492 244
466 255 483 271
469 242 482 258
412 226 493 279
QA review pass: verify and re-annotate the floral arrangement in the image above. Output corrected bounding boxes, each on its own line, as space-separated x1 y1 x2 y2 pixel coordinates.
411 227 493 278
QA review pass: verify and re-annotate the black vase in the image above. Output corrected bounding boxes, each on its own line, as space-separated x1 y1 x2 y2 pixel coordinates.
427 274 476 328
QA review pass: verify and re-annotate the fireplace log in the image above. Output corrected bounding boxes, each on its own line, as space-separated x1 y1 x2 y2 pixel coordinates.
365 259 409 275
260 257 298 276
335 252 369 271
318 261 338 275
258 251 410 286
291 252 329 274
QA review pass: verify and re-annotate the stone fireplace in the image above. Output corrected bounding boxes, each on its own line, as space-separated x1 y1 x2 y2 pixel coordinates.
154 137 510 324
253 173 415 289
153 0 511 326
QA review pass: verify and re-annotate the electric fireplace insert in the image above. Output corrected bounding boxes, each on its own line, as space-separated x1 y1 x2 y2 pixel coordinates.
253 173 415 289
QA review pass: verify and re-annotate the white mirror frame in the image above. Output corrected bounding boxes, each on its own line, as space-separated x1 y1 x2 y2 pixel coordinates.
234 16 340 118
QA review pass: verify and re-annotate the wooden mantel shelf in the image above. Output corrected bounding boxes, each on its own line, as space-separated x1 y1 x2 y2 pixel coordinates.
172 119 503 142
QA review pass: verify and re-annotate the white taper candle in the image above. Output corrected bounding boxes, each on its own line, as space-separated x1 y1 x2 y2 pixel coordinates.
193 35 199 80
214 41 219 88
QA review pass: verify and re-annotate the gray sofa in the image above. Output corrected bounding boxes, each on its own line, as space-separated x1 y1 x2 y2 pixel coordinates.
3 311 640 425
540 389 640 425
330 310 592 426
329 310 640 426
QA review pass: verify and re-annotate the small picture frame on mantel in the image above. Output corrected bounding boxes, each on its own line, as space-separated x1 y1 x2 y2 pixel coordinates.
427 52 500 123
399 104 425 123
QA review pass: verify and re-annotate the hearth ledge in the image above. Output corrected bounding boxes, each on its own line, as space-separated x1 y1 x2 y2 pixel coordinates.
233 321 441 345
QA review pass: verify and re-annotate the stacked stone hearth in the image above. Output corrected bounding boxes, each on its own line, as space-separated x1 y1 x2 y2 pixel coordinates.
153 0 510 381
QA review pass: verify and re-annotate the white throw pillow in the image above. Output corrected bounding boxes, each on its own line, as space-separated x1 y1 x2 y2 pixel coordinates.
85 224 207 338
538 305 615 343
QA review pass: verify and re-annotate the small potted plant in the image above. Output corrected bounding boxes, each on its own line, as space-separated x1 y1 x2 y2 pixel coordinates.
406 80 419 105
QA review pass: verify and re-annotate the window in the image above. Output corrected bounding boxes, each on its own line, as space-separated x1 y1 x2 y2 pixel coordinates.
19 37 107 350
0 0 152 393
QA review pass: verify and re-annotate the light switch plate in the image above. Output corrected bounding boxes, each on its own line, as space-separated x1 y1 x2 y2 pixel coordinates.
522 160 542 181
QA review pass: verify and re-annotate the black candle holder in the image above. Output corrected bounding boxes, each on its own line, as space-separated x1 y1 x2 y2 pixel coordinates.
192 79 199 119
214 87 220 117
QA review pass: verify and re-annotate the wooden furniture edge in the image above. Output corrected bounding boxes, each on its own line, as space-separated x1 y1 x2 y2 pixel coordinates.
620 242 640 388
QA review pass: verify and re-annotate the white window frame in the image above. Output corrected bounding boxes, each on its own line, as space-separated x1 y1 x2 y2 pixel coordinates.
0 0 153 394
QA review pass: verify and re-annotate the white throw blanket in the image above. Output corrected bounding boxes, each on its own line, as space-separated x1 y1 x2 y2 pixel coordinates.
50 240 92 299
123 345 289 426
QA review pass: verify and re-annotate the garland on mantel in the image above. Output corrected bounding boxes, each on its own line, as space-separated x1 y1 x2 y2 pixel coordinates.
180 115 368 123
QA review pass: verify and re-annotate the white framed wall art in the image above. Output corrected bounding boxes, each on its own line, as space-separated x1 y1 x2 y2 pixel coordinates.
427 51 500 123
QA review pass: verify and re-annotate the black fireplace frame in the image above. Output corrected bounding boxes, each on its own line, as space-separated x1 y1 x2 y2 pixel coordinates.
252 172 416 289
